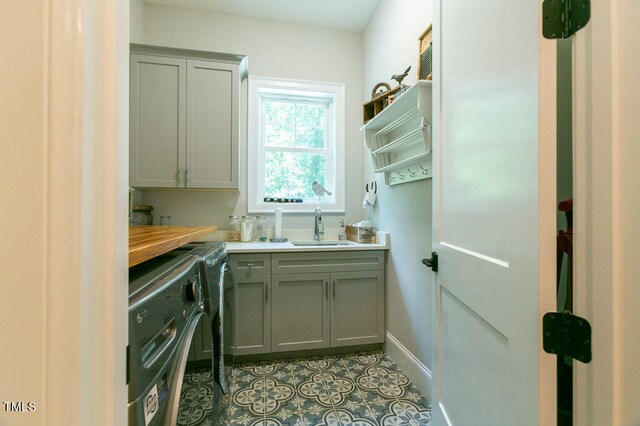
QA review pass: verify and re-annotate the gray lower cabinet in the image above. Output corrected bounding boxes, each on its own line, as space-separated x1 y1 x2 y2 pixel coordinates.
233 274 271 356
230 251 385 356
189 306 214 362
271 273 331 352
230 253 271 356
330 270 385 347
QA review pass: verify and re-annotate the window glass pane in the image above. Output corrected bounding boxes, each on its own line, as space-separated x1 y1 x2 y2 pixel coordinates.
265 101 295 125
264 100 326 148
265 152 327 198
295 104 324 127
265 124 295 147
295 126 324 148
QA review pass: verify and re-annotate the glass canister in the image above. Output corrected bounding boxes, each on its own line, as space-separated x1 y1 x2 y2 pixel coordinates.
227 216 241 242
240 216 253 242
254 215 267 242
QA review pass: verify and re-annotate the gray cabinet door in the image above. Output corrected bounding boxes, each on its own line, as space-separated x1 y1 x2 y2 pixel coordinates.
234 274 271 355
271 273 331 352
186 60 239 189
330 270 385 347
130 54 186 188
188 310 214 362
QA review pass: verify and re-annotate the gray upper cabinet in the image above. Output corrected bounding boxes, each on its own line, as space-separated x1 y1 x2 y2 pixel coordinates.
186 60 238 188
130 45 245 189
130 54 186 188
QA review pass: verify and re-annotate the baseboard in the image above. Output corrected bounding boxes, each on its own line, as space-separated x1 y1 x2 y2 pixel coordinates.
385 332 432 401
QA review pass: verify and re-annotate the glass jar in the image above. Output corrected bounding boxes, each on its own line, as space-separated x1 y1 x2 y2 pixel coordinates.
240 216 253 242
254 215 267 242
227 216 241 242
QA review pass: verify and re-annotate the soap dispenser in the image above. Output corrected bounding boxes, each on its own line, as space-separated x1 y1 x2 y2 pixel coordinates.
338 220 347 241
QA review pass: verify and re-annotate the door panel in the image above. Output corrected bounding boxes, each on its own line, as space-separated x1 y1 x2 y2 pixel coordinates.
186 59 238 189
440 287 508 425
431 0 556 424
130 54 185 188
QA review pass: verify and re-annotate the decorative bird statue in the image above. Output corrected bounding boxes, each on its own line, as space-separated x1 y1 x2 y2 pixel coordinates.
312 181 332 197
391 66 411 86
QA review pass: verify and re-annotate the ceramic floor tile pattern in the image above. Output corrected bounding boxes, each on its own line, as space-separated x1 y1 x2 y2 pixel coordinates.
178 351 431 426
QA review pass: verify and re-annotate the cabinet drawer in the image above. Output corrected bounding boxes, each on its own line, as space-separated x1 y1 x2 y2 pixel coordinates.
229 253 271 277
272 251 384 274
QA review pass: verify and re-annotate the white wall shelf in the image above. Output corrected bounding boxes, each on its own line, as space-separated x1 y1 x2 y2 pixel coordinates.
362 80 433 186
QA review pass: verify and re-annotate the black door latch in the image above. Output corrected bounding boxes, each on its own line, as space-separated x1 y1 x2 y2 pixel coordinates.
422 252 438 272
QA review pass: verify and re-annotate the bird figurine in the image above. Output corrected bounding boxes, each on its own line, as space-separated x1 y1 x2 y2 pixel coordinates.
312 181 332 197
391 66 411 86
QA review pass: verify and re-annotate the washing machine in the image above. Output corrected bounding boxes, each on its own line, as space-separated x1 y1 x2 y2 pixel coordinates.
179 242 234 422
127 253 205 426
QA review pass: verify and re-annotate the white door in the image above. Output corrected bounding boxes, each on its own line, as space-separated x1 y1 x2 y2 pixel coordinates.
430 0 557 424
573 0 640 423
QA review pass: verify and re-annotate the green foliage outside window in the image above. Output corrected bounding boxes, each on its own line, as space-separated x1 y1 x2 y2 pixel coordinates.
263 100 329 199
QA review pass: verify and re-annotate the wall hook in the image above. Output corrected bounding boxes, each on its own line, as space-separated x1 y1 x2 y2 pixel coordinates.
420 165 429 175
408 168 416 177
397 171 405 180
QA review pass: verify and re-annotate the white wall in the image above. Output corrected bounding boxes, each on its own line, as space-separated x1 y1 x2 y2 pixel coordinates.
130 0 144 43
362 0 433 390
139 4 365 233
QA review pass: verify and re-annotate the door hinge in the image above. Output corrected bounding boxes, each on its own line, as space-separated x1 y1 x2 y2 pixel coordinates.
543 312 592 363
542 0 590 39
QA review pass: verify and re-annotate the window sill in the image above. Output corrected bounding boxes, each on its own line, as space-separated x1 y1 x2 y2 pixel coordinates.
248 203 345 214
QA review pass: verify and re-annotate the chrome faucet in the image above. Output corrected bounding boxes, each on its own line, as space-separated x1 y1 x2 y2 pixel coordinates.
314 207 325 241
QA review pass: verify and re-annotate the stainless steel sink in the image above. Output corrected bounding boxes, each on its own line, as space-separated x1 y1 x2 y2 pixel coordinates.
291 241 357 247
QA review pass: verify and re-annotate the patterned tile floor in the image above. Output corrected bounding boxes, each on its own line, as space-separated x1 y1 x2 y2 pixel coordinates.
178 351 431 426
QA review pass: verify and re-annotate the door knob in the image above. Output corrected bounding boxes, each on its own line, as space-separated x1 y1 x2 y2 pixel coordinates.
422 252 438 272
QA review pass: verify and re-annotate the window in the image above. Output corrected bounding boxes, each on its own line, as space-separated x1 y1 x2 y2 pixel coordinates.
248 77 345 213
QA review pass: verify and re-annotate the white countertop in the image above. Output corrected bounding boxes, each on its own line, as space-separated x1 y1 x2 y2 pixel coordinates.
225 232 389 253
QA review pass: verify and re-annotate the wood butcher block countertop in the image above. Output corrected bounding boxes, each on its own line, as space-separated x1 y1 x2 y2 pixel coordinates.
129 225 217 267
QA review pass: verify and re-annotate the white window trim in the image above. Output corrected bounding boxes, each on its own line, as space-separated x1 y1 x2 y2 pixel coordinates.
248 76 345 214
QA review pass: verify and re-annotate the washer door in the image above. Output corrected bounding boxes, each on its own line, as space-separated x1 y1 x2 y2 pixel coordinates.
163 312 205 426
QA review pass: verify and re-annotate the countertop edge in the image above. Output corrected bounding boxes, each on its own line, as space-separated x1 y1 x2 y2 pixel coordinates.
225 244 389 254
225 231 389 254
129 225 217 267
